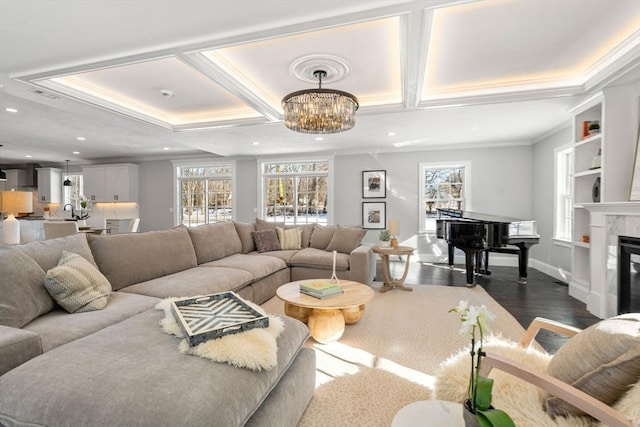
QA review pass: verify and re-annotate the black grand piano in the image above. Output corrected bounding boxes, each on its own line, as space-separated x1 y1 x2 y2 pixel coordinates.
435 208 540 287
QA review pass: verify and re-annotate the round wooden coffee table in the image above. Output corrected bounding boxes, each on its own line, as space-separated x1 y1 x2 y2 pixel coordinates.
276 280 375 343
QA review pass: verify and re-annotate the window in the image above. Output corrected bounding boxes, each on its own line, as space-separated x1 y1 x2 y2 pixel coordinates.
176 163 233 227
419 161 471 232
63 174 83 208
261 160 329 225
555 145 573 241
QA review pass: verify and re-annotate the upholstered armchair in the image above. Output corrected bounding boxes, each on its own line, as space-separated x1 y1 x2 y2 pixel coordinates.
434 315 640 427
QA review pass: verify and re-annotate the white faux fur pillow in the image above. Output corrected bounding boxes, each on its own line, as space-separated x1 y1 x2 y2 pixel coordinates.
155 298 284 371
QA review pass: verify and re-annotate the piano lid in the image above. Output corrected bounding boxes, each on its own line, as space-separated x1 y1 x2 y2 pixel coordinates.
436 208 524 224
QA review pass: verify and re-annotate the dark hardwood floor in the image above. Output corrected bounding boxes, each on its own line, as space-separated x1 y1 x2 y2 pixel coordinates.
378 259 600 353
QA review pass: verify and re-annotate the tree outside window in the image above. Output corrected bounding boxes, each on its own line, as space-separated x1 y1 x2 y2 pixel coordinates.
262 161 328 224
420 162 469 232
178 165 232 227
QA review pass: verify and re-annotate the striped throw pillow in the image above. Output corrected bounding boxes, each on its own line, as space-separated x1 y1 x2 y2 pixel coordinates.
276 227 302 250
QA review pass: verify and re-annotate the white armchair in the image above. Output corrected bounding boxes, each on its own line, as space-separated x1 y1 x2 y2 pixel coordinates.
434 315 639 427
43 221 79 239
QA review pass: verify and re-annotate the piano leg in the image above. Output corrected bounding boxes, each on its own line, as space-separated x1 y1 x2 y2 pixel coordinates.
475 250 492 276
514 242 530 284
461 248 482 287
448 243 455 269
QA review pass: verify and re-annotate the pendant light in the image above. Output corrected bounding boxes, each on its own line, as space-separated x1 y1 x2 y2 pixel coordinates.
63 160 72 186
0 145 6 182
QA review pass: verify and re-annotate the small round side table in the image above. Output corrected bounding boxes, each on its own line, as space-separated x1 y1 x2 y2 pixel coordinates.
392 400 464 427
372 245 415 293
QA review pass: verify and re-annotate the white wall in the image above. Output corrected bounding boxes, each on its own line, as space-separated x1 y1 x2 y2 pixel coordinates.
530 125 573 281
136 146 534 260
138 160 175 232
334 146 533 249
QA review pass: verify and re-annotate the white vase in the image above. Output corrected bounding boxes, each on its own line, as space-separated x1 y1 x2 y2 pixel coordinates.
379 240 390 248
79 219 87 227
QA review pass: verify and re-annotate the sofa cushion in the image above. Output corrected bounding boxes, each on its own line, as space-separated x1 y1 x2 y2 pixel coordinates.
0 248 53 328
18 233 97 272
325 225 366 254
187 221 242 264
88 226 198 291
253 229 281 253
309 224 336 250
256 217 284 231
234 221 256 253
258 249 299 265
202 253 287 281
23 292 159 352
119 266 253 299
290 247 349 271
44 251 112 314
545 313 640 417
277 227 302 250
0 309 310 427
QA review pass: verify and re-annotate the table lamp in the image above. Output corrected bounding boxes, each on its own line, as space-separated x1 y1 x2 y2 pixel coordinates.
1 190 33 244
389 219 400 249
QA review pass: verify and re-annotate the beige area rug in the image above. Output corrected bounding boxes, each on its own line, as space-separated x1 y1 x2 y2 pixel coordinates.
261 283 527 426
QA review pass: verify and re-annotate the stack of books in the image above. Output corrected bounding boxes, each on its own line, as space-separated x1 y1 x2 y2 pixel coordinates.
299 280 343 299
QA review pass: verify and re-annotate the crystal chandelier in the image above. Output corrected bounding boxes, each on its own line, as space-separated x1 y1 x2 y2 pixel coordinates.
282 70 359 134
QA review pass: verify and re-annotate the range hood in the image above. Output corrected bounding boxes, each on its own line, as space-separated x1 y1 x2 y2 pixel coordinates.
21 163 41 188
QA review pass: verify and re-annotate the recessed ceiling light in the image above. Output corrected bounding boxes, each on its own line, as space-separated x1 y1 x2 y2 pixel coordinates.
160 89 173 97
387 132 396 136
73 151 80 155
315 137 324 141
252 142 260 146
163 147 170 150
5 107 18 113
76 136 86 141
25 154 32 158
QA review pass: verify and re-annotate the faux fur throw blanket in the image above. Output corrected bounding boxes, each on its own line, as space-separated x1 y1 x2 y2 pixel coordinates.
155 298 284 371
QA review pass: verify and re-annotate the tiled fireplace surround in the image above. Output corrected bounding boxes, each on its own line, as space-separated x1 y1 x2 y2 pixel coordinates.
583 202 640 318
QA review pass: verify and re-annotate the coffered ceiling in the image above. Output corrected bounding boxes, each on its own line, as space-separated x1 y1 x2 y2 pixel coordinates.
0 0 638 165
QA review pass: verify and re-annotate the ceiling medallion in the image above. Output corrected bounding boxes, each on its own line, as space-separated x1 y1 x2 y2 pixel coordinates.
282 66 359 134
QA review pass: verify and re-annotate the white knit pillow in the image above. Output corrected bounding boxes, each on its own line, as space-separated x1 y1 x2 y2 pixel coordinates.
276 227 302 250
44 251 112 313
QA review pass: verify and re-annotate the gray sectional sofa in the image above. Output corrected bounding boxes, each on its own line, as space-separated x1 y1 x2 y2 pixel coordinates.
0 220 374 427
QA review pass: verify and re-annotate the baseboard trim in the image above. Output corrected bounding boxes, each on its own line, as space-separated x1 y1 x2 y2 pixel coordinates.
528 258 572 284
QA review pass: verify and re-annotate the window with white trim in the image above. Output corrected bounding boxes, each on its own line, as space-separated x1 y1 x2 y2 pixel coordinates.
176 164 233 227
419 162 471 232
261 160 329 225
63 174 83 208
555 145 573 241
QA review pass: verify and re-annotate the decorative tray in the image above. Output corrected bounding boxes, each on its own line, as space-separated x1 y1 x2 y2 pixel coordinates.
170 292 269 347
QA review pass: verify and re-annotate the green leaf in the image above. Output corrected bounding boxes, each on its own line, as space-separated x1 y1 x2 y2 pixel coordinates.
476 408 516 427
474 376 494 411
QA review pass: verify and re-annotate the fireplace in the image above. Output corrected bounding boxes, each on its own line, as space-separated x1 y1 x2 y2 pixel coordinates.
618 236 640 314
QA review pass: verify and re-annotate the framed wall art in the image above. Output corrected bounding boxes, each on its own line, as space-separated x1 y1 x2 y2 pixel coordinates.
362 202 386 229
362 170 386 198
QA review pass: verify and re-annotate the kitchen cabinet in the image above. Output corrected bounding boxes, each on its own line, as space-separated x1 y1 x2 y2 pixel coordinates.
36 168 61 203
82 164 139 202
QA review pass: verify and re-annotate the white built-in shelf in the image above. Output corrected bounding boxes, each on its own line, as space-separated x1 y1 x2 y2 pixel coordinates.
575 133 602 147
573 241 590 249
574 168 601 178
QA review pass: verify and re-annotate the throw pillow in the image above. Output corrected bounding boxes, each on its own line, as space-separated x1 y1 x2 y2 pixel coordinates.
0 248 53 328
44 251 112 314
325 225 367 254
252 229 281 253
544 313 640 417
276 227 302 250
309 224 336 250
